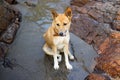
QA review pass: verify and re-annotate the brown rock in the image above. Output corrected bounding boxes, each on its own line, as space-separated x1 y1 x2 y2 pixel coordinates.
71 0 120 79
113 20 120 31
84 73 110 80
88 9 103 22
0 1 21 59
0 21 19 44
71 0 90 7
117 10 120 15
98 38 110 54
73 6 88 14
0 3 16 33
116 11 120 20
96 32 120 78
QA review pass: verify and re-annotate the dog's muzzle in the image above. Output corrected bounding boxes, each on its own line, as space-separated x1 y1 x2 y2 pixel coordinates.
59 32 64 36
59 30 67 36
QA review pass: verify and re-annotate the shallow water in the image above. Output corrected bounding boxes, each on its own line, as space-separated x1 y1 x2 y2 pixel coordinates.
17 0 71 30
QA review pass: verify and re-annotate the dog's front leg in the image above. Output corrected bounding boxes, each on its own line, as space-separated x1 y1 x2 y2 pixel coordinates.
64 44 73 70
52 46 59 70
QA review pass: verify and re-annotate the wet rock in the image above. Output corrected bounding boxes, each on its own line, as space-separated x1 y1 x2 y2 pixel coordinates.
0 43 8 59
0 18 20 44
23 0 38 7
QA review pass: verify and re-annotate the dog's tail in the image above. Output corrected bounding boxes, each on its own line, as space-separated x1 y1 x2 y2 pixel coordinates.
43 43 54 56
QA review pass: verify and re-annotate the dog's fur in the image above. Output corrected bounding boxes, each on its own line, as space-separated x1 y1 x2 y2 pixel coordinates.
43 7 74 70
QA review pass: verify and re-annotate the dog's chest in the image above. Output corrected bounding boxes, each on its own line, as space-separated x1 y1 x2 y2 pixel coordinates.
54 36 69 50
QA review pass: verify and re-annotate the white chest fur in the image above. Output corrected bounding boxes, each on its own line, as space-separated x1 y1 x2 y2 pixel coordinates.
54 35 70 50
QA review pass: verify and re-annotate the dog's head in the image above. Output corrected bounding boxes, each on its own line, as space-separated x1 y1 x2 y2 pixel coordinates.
51 7 72 36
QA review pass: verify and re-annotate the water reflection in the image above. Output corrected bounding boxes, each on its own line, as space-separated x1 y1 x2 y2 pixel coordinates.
20 0 70 29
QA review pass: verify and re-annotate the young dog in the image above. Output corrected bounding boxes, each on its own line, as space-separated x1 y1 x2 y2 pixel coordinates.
43 7 74 70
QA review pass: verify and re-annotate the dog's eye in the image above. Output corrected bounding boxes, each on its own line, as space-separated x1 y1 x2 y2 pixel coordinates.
56 24 60 26
63 23 67 26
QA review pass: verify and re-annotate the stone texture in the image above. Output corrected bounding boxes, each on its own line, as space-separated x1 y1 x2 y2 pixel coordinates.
5 0 18 4
96 31 120 78
113 20 120 31
70 0 120 79
0 43 8 59
0 3 15 33
0 1 21 60
84 73 110 80
0 0 99 80
71 0 90 7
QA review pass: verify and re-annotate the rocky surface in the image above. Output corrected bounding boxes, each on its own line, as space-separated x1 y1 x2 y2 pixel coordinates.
0 0 21 61
70 0 120 79
0 0 99 80
5 0 18 4
84 73 110 80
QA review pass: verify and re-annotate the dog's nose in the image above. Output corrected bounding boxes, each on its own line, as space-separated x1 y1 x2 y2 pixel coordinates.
59 32 63 36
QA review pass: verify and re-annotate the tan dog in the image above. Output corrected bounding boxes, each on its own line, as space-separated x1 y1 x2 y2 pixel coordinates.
43 7 74 70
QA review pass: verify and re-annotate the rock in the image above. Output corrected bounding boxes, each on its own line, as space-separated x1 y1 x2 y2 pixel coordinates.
0 42 8 59
72 6 88 14
113 20 120 31
116 15 120 20
0 3 15 33
5 0 18 4
24 0 38 7
0 19 20 44
70 0 120 79
71 0 90 7
84 73 110 80
0 1 21 62
88 9 103 22
70 12 108 48
96 31 120 78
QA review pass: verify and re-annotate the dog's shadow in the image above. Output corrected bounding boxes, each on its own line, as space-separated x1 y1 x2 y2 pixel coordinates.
44 53 70 80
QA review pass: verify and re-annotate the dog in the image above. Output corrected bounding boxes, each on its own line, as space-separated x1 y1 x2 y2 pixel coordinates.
43 7 74 70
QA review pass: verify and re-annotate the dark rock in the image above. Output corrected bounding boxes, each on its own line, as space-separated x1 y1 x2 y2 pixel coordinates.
5 0 18 4
0 1 21 63
0 3 15 33
0 18 20 44
0 42 8 59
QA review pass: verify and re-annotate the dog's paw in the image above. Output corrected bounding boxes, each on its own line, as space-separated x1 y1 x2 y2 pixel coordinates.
69 55 74 60
54 64 59 70
66 63 73 70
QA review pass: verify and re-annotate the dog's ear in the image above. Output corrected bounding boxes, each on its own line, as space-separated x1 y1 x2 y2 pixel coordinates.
64 7 72 20
51 10 58 19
